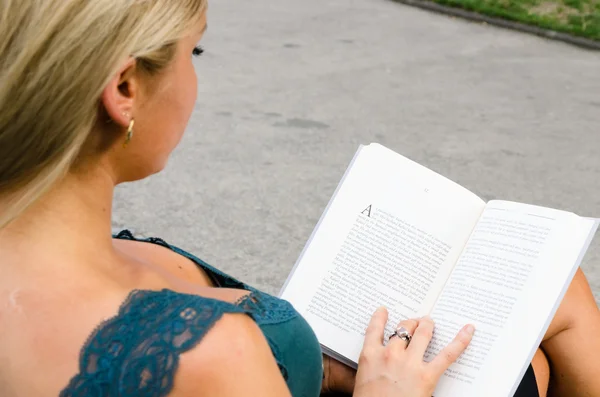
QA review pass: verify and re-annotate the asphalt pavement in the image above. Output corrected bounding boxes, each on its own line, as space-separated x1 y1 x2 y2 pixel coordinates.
113 0 600 304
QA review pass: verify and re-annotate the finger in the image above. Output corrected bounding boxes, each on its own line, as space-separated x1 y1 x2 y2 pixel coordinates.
407 316 435 357
429 324 475 378
388 318 419 350
364 307 389 346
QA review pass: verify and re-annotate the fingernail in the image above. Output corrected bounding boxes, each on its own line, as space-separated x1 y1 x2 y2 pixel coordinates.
464 324 475 336
375 306 386 314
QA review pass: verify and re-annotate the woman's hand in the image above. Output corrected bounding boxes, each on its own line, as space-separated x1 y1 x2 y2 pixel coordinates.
353 307 474 397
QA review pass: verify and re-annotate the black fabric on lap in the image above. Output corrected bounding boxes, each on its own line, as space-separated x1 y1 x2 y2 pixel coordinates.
324 363 539 396
513 364 539 397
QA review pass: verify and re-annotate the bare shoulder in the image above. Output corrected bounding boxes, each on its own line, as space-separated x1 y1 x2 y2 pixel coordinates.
112 237 215 287
169 312 292 397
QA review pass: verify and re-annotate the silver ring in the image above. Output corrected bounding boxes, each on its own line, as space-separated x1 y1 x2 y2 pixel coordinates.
389 326 412 345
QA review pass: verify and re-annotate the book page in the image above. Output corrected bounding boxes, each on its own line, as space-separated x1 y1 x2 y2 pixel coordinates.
426 201 598 397
280 143 485 364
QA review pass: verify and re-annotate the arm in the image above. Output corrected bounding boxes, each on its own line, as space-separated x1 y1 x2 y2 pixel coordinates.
322 355 356 395
171 312 292 397
542 268 600 397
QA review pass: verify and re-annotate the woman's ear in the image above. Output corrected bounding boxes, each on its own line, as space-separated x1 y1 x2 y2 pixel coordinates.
101 57 139 127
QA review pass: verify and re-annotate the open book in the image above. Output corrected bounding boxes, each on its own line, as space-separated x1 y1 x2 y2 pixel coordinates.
279 143 598 397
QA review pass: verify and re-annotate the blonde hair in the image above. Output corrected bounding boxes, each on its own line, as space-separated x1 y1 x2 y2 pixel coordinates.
0 0 206 228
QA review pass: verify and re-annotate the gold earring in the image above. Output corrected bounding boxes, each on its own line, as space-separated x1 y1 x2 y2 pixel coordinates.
123 119 135 148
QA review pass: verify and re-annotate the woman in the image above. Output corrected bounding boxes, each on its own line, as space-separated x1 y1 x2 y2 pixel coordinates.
0 1 599 396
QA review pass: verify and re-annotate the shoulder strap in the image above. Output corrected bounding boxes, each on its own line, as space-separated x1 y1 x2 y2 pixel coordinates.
113 230 247 290
60 289 245 397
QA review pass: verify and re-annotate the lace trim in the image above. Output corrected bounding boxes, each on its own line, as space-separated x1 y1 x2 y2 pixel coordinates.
71 230 301 393
60 289 246 397
235 291 298 326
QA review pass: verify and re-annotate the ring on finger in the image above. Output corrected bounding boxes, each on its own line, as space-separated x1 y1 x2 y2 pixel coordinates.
388 326 412 345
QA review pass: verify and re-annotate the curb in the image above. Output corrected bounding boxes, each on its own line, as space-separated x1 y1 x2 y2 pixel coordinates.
391 0 600 51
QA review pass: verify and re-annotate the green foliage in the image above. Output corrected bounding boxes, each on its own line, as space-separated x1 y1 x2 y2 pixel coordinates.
426 0 600 40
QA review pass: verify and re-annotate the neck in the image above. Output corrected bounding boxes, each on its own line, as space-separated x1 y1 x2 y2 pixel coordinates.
0 165 119 276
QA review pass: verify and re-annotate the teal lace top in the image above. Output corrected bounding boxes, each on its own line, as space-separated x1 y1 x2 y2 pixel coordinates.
59 230 323 397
